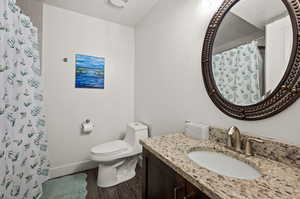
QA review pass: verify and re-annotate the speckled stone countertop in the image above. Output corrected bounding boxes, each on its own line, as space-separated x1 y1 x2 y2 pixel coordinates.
141 133 300 199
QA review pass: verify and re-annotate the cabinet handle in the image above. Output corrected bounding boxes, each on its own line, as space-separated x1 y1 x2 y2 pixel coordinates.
184 192 197 199
174 185 184 199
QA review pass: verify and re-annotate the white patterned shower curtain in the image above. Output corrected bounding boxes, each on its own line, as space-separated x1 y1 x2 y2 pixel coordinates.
212 41 263 105
0 0 49 198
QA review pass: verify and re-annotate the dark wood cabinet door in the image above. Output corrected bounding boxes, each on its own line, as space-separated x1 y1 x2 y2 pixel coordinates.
143 149 185 199
143 148 211 199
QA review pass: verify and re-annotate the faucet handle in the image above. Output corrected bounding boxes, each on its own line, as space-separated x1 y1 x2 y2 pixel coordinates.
245 138 264 156
248 138 264 143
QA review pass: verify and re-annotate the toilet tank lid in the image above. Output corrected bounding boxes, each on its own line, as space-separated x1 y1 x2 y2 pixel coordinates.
127 122 148 131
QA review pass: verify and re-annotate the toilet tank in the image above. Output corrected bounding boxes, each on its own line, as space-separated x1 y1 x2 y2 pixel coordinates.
124 122 148 152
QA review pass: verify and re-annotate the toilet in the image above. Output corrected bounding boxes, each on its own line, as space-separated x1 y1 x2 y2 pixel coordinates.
90 122 148 188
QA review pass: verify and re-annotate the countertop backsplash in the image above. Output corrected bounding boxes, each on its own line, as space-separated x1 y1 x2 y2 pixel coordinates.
209 127 300 169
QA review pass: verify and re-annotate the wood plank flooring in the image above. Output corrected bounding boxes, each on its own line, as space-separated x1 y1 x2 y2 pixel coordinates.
84 167 142 199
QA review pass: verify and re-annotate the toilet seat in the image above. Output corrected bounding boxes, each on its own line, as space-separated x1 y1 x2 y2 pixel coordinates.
91 140 131 156
90 140 134 162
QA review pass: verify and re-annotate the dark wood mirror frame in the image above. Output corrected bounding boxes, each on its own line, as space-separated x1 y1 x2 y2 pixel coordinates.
202 0 300 120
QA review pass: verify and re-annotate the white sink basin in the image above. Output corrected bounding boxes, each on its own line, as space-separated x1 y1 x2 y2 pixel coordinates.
188 151 262 179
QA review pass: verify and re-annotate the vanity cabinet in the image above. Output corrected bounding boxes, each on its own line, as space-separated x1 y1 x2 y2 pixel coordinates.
142 148 210 199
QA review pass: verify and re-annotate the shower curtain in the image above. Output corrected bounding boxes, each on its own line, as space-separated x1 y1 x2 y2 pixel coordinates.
0 0 49 198
212 41 263 105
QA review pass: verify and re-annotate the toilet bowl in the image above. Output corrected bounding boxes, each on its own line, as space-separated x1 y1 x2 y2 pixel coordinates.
90 122 148 188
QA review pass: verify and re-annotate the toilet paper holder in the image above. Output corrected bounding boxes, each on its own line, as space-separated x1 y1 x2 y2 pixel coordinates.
81 119 94 134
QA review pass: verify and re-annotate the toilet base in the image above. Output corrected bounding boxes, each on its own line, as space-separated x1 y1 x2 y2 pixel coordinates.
98 170 136 188
97 156 138 188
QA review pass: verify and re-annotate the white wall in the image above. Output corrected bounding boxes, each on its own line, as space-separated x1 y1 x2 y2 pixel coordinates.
43 4 135 178
135 0 300 145
265 16 293 92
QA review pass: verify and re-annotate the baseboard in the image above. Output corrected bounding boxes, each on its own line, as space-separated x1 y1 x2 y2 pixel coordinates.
49 160 98 179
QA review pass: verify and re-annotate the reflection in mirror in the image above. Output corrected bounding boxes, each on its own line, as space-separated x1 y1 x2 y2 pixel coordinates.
212 0 293 106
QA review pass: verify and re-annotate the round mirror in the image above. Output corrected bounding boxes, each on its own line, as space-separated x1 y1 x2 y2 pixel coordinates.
202 0 300 120
212 0 293 106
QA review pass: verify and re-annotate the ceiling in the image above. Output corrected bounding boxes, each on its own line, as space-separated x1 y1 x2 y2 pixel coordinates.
42 0 159 27
231 0 288 29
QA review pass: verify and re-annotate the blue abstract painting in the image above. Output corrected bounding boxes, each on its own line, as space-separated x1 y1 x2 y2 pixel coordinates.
75 54 105 89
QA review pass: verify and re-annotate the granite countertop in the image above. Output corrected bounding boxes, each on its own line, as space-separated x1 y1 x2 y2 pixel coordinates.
140 133 300 199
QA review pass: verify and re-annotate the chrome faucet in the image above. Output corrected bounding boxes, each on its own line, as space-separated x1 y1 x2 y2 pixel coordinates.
227 126 242 152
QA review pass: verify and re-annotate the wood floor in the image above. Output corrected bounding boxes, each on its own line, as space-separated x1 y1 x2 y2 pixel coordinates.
84 167 143 199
